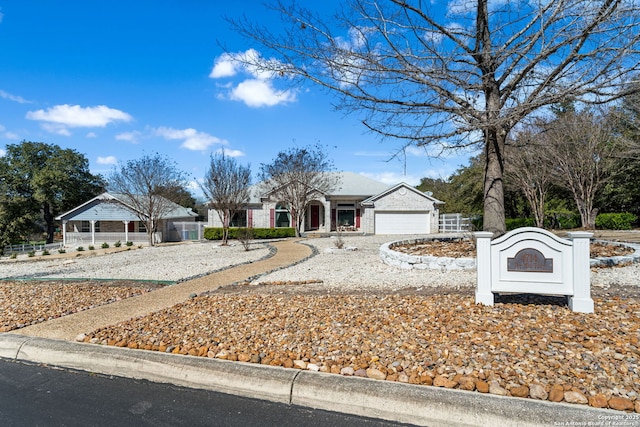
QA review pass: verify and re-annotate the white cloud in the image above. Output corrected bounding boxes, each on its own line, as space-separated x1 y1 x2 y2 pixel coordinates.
215 147 245 157
86 132 97 138
26 104 133 134
0 124 19 140
97 155 118 165
0 89 30 104
230 79 296 108
0 149 5 157
115 130 142 143
361 171 422 186
210 49 296 108
41 122 72 136
154 127 227 151
210 52 241 78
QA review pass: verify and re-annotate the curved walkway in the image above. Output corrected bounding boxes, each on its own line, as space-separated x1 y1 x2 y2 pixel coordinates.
11 239 313 341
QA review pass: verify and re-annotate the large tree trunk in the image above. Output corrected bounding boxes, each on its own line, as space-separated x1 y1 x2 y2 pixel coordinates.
483 129 506 236
42 202 55 244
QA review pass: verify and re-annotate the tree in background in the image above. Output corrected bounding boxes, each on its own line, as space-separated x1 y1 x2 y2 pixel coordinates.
536 109 621 229
0 141 105 246
505 129 554 228
229 0 640 235
259 145 340 237
200 153 252 245
600 85 640 218
108 154 190 246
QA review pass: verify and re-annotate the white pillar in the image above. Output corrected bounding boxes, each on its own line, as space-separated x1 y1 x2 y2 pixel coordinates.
475 232 494 306
90 220 96 246
568 231 594 313
62 220 68 246
123 221 129 243
324 199 332 232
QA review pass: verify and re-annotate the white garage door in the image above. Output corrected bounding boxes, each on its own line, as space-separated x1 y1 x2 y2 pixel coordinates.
375 211 430 234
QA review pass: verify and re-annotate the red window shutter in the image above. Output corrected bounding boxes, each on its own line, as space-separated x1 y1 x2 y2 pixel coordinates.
248 209 253 227
356 209 361 228
331 209 336 231
270 208 275 228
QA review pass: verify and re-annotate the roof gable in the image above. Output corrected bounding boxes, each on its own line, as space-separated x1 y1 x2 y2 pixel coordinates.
56 192 197 221
361 182 444 206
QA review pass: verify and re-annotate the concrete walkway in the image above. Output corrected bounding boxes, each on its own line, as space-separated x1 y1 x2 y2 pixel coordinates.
11 239 312 341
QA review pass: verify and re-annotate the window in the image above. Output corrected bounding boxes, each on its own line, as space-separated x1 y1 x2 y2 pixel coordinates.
80 221 100 232
230 210 247 227
275 203 290 227
337 204 355 226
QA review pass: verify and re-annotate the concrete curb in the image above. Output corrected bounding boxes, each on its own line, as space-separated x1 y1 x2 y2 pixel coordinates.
0 334 624 427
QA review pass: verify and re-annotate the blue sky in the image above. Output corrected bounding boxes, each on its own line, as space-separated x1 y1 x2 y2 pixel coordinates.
0 1 476 199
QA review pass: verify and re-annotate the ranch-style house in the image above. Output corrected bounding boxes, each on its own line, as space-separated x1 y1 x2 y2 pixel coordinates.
207 172 443 235
56 192 199 246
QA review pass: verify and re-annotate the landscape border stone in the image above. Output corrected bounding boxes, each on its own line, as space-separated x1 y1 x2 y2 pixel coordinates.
0 333 625 427
380 236 640 270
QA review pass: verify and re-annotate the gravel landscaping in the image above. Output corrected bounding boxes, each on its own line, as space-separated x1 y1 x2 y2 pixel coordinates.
0 241 272 282
1 234 640 413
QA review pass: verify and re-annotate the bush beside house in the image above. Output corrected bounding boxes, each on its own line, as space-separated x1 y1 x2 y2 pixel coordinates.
204 227 296 240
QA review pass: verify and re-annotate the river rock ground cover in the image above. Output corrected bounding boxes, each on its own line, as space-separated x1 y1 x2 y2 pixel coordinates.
0 281 160 332
1 235 639 413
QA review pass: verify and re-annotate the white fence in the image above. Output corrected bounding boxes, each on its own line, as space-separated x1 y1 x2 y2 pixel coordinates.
439 213 472 233
166 222 206 242
3 241 63 255
64 232 151 246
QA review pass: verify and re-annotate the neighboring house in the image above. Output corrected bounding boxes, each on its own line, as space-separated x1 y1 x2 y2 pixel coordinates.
207 172 443 235
56 192 199 246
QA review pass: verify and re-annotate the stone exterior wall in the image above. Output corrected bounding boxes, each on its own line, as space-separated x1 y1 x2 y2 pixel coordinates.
373 187 435 211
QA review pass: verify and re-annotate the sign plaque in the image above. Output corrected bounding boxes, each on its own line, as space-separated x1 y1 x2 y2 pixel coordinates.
507 248 553 273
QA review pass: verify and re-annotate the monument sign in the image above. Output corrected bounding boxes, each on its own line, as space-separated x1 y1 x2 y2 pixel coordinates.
475 227 594 313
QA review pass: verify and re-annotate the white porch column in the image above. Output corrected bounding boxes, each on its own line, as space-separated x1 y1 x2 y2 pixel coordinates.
90 220 96 246
475 232 494 306
568 231 594 313
324 200 332 232
62 220 68 246
123 221 129 243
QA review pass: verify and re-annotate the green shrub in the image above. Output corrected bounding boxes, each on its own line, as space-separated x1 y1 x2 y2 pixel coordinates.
204 227 296 240
42 249 50 256
9 253 16 259
27 251 35 257
114 240 122 248
126 241 134 247
77 246 84 252
88 245 95 251
544 213 581 230
505 217 535 231
595 212 637 230
58 248 66 254
101 242 109 249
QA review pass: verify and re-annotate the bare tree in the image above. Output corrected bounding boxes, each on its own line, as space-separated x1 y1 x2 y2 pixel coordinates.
259 145 340 237
505 129 554 228
228 0 640 235
542 109 620 229
109 154 190 246
200 153 252 245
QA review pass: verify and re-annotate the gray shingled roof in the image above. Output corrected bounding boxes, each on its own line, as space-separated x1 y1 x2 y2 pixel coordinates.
246 172 391 202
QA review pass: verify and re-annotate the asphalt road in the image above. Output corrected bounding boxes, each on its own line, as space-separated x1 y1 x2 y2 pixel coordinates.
0 359 416 427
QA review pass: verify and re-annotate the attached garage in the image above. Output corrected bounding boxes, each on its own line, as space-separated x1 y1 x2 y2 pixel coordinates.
374 211 431 234
361 183 443 235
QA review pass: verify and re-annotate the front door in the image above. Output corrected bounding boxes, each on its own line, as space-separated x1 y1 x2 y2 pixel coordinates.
310 205 320 229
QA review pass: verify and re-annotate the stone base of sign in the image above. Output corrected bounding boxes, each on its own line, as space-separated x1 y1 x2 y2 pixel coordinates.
475 227 594 313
